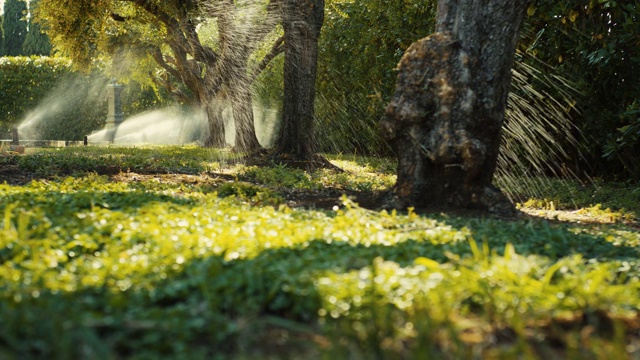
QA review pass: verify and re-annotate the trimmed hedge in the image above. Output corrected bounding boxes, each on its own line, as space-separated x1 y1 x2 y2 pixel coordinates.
0 56 73 126
0 56 169 140
0 56 104 140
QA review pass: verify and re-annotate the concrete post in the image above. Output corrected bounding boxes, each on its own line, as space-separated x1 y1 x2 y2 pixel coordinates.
105 79 125 142
12 127 19 145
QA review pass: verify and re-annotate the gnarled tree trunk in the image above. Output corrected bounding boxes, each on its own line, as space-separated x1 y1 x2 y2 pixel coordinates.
381 0 530 214
203 101 226 148
227 61 261 153
275 0 324 160
215 6 262 153
230 84 261 152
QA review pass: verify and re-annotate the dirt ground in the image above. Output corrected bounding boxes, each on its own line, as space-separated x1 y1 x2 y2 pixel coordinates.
2 152 638 228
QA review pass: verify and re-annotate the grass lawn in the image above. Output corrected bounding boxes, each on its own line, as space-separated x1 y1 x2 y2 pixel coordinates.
1 145 639 359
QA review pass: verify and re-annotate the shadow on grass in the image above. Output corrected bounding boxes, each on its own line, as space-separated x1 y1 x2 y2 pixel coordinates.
0 146 238 185
502 176 640 220
2 212 638 358
0 190 199 218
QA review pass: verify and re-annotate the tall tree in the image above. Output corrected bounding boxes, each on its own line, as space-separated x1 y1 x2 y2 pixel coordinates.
206 0 282 152
274 0 324 161
35 0 281 151
0 14 5 56
22 0 51 56
2 0 27 56
381 0 531 214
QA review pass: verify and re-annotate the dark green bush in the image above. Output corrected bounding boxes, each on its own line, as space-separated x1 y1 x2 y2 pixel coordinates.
603 101 640 180
0 56 73 132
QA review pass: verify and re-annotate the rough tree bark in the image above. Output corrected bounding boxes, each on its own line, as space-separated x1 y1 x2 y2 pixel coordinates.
217 4 262 153
275 0 324 160
230 81 262 152
137 0 279 151
204 102 226 148
381 0 531 214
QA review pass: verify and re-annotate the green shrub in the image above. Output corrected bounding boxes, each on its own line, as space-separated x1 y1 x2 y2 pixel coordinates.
524 1 640 180
0 56 73 131
603 101 640 180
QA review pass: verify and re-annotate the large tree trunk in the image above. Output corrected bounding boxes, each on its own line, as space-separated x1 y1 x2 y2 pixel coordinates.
230 87 261 152
228 71 262 153
381 0 530 214
203 101 226 148
217 6 262 154
275 0 324 159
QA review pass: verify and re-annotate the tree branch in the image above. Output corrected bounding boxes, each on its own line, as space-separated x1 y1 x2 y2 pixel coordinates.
152 73 192 104
149 46 182 81
127 0 196 80
249 35 285 84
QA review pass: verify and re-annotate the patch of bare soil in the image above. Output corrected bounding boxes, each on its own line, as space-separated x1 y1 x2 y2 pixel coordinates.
2 151 636 227
110 170 384 211
280 188 385 210
245 151 344 173
0 163 35 185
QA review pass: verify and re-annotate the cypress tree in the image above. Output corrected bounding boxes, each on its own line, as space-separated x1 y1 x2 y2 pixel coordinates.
0 15 5 56
23 0 51 55
2 0 28 56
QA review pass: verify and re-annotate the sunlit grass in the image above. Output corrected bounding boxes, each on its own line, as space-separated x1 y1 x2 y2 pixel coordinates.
1 146 639 358
501 175 640 221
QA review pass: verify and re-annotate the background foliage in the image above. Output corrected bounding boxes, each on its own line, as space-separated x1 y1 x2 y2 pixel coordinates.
22 0 51 56
0 14 5 56
0 0 638 178
314 0 437 155
524 0 640 180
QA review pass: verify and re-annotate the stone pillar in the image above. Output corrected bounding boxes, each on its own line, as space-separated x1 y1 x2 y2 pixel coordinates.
105 79 125 141
12 127 19 145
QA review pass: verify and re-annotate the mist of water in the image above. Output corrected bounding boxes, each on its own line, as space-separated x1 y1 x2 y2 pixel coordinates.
17 76 107 140
87 106 203 144
227 101 281 148
495 55 585 202
196 0 282 148
87 100 280 147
